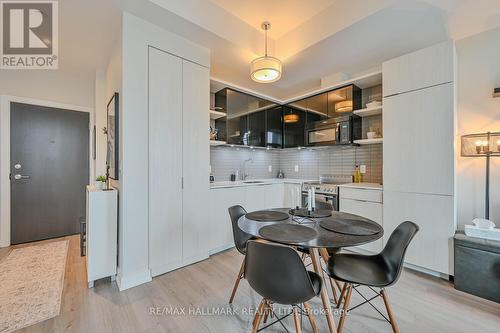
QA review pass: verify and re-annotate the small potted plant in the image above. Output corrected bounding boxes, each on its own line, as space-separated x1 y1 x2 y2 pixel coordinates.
95 175 106 190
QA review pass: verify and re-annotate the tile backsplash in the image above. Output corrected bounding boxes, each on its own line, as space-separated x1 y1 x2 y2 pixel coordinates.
210 146 280 181
210 144 382 184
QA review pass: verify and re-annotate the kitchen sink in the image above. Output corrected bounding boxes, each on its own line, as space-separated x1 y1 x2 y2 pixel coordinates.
243 180 266 184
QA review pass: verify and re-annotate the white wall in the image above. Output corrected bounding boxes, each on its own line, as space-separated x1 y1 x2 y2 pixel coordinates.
95 33 123 181
117 12 209 290
0 70 95 108
456 27 500 229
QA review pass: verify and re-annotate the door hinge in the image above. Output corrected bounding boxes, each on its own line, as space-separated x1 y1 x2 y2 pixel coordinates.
181 177 184 189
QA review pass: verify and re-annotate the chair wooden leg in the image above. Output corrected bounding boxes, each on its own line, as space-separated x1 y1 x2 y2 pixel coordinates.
338 284 353 333
262 300 271 324
252 299 265 332
292 306 302 333
229 258 245 304
381 289 400 333
329 277 339 304
337 283 347 308
303 302 318 333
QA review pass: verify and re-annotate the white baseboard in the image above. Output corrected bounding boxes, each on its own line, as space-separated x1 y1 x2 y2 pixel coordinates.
116 269 152 291
150 253 209 278
209 244 235 256
404 262 450 280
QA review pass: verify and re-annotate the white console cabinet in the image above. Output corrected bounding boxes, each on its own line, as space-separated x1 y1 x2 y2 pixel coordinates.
86 186 118 288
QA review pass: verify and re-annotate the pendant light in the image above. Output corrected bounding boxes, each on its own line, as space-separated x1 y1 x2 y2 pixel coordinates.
250 22 282 83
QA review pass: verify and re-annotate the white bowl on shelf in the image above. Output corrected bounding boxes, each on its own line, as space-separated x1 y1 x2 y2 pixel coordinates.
367 132 377 139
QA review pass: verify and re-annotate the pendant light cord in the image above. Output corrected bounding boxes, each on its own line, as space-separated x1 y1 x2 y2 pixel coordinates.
265 27 268 57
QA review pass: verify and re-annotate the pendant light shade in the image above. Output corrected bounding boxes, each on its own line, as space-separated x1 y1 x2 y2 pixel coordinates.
250 56 282 83
251 22 282 83
283 113 299 123
335 100 353 113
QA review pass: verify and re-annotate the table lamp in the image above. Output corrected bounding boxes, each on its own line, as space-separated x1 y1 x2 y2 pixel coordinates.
461 131 500 220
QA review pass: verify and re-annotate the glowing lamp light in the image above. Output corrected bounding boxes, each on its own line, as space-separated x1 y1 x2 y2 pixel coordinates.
335 100 353 113
283 113 299 123
250 56 282 83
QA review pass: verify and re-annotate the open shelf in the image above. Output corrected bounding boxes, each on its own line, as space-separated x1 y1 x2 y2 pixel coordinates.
354 138 383 145
210 140 226 146
353 106 382 117
210 109 226 120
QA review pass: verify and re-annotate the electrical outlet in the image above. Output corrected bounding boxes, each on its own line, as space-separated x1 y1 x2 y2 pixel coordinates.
294 165 299 172
360 165 366 174
268 165 272 172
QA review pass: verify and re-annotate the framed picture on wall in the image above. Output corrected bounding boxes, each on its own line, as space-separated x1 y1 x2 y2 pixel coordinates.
106 92 119 180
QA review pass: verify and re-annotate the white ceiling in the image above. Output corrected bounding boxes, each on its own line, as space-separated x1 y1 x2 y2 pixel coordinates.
112 0 500 100
58 0 120 75
210 0 338 39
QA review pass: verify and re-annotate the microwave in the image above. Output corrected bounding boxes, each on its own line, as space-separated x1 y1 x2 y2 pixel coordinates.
306 116 361 146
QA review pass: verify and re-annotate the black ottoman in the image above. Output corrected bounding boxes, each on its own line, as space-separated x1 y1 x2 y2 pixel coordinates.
454 231 500 303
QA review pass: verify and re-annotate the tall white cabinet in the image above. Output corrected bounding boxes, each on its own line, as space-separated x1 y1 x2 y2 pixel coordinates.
148 47 210 277
382 41 456 275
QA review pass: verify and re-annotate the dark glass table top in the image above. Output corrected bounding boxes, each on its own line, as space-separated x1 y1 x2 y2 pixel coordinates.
238 208 383 249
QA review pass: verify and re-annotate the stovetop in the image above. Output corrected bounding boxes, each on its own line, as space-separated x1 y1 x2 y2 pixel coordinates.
302 175 353 195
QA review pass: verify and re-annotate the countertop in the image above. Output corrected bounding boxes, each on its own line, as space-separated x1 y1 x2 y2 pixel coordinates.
339 183 383 190
210 178 315 189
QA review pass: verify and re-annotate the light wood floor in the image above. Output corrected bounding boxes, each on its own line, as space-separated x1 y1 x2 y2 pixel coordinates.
1 235 499 332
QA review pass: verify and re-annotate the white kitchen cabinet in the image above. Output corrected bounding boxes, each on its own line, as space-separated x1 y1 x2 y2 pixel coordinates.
284 183 302 208
208 183 292 254
382 41 455 276
339 187 383 254
383 191 454 275
182 60 210 263
244 185 268 212
209 187 245 254
148 47 210 277
383 83 454 196
264 183 285 209
383 40 454 97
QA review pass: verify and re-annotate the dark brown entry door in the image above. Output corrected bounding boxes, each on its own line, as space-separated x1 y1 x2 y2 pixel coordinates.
10 102 89 244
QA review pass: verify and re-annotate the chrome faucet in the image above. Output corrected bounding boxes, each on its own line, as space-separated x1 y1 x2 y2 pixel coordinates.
241 158 253 180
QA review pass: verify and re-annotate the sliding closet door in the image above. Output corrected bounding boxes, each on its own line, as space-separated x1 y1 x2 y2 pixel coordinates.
148 47 183 276
182 60 210 262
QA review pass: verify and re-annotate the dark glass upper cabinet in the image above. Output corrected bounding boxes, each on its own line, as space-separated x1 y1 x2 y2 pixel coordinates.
222 88 277 147
305 92 328 124
283 106 306 148
248 110 266 147
266 106 283 148
327 85 361 118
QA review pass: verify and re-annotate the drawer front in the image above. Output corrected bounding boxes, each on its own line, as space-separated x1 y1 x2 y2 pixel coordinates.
340 198 383 253
340 187 383 203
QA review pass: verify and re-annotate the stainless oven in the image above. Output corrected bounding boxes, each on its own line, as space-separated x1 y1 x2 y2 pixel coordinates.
301 191 338 211
306 116 361 146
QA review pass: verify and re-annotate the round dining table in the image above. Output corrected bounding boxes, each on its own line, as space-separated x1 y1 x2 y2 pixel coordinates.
238 208 383 333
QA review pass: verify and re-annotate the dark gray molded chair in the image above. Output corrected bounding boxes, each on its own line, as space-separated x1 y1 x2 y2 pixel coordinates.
228 205 253 304
245 240 322 333
327 221 419 333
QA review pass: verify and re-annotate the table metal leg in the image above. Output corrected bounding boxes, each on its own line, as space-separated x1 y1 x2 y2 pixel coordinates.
310 248 337 333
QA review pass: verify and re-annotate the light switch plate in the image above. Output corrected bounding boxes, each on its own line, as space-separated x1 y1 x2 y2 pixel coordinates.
294 165 299 172
268 165 272 172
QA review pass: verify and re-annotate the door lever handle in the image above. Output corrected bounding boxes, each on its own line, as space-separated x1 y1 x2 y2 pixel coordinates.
13 174 30 180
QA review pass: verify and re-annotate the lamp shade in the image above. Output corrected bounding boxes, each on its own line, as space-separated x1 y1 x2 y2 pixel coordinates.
335 100 353 113
250 56 282 83
461 132 500 157
283 113 299 123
